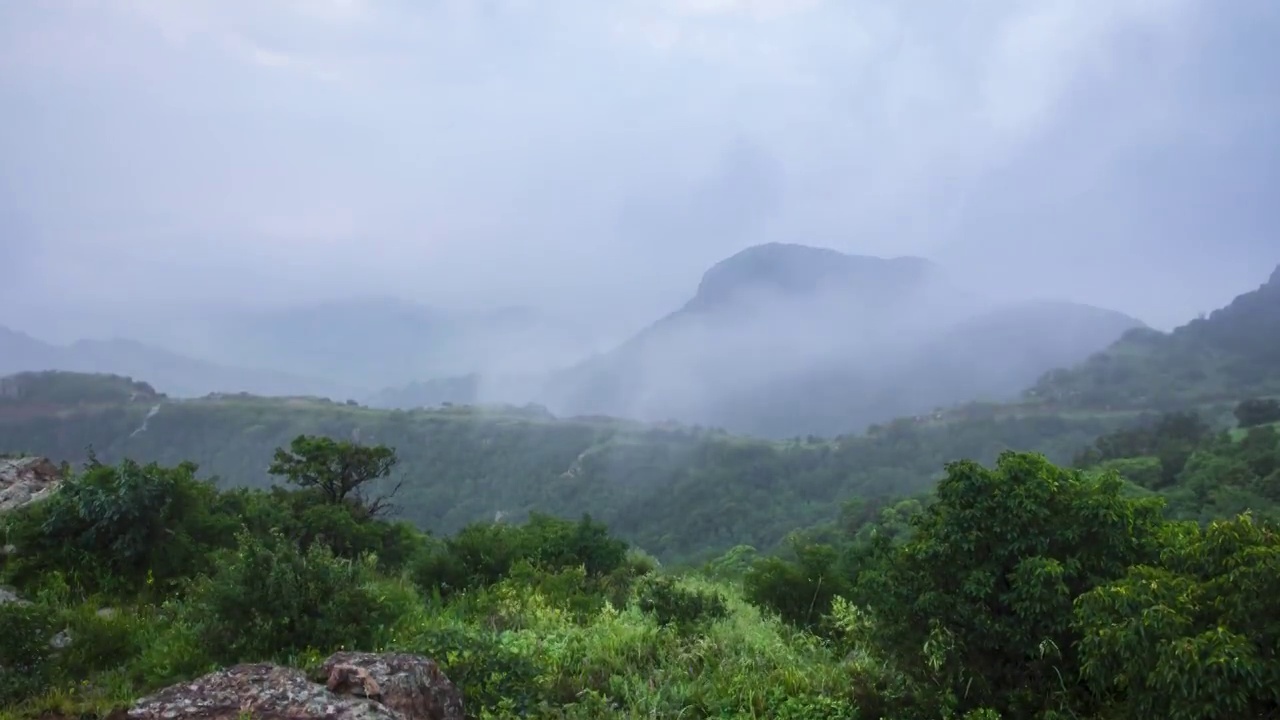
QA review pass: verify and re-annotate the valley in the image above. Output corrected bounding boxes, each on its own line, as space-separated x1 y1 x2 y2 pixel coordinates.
3 263 1277 562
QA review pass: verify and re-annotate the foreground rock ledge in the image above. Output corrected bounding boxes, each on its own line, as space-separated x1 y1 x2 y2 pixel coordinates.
127 652 464 720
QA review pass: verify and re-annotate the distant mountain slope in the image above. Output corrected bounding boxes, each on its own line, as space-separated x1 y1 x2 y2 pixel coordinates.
2 269 1275 561
1029 265 1280 410
0 325 352 399
0 369 1122 563
538 243 1145 437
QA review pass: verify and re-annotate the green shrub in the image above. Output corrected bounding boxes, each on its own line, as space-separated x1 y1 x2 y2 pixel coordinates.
54 604 148 679
3 459 236 598
398 624 547 717
182 529 405 664
743 540 850 632
635 575 728 634
0 601 58 705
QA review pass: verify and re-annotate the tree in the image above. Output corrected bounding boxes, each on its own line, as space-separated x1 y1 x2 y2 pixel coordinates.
1234 397 1280 429
268 435 401 517
856 451 1168 718
1075 513 1280 719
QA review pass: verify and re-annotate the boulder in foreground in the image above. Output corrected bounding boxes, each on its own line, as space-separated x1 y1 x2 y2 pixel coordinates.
127 652 463 720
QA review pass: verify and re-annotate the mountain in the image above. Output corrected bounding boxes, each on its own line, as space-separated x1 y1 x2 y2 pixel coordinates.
1029 264 1280 410
0 325 353 399
2 262 1274 561
537 243 1145 437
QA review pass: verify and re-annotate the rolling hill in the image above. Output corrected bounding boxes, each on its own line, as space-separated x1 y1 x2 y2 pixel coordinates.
0 325 353 399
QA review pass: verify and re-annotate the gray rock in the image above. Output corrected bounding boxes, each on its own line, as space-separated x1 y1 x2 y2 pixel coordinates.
50 628 73 650
129 663 401 720
318 652 465 720
0 456 62 513
128 653 464 720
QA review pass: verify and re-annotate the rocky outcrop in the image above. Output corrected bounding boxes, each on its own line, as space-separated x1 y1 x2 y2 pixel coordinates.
0 456 62 513
127 652 464 720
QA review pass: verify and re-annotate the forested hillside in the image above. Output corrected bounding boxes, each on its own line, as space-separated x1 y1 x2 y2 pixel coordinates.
1027 264 1280 409
2 267 1277 563
0 371 1120 562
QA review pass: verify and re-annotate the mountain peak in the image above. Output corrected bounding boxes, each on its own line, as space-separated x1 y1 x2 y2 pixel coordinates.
686 243 936 312
1269 264 1280 288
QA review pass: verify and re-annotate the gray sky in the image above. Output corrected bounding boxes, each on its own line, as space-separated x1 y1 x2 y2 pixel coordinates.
1 0 1277 342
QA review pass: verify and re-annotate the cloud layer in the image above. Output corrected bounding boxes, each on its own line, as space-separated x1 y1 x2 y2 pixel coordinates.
1 0 1276 342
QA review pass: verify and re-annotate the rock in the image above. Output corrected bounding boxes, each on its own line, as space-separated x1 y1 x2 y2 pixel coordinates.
0 456 62 513
129 664 401 720
318 652 464 720
50 628 73 650
128 653 464 720
0 586 29 605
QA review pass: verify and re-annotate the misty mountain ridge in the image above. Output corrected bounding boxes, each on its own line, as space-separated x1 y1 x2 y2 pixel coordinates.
681 242 945 315
0 325 353 400
1029 263 1280 409
529 242 1144 436
4 263 1277 558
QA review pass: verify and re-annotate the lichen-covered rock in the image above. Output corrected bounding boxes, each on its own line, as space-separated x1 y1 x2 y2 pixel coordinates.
127 653 463 720
0 456 62 513
128 663 402 720
317 652 464 720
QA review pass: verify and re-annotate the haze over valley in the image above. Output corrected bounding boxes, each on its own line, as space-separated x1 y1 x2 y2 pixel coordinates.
2 1 1277 431
3 3 1280 718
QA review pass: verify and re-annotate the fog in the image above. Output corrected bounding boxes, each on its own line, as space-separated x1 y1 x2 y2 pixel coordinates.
1 0 1278 429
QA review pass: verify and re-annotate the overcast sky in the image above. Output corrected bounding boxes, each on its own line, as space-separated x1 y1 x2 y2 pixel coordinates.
1 0 1277 342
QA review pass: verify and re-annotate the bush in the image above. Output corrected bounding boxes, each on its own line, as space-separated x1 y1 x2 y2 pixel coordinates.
743 540 850 632
0 601 58 705
635 575 728 634
182 529 405 664
3 459 236 597
410 514 632 599
398 624 547 717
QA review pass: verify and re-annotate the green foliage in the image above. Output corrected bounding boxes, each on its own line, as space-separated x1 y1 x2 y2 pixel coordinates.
856 452 1168 718
634 575 728 634
1030 272 1280 410
1235 396 1280 428
1075 513 1280 719
1 371 1127 564
181 529 399 665
0 371 160 407
744 540 850 632
1074 409 1280 522
0 602 58 705
410 513 629 598
268 434 400 516
1 458 235 596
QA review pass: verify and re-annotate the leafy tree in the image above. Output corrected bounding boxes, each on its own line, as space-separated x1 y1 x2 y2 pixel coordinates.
268 435 401 517
857 451 1168 718
1234 397 1280 428
1075 513 1280 719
